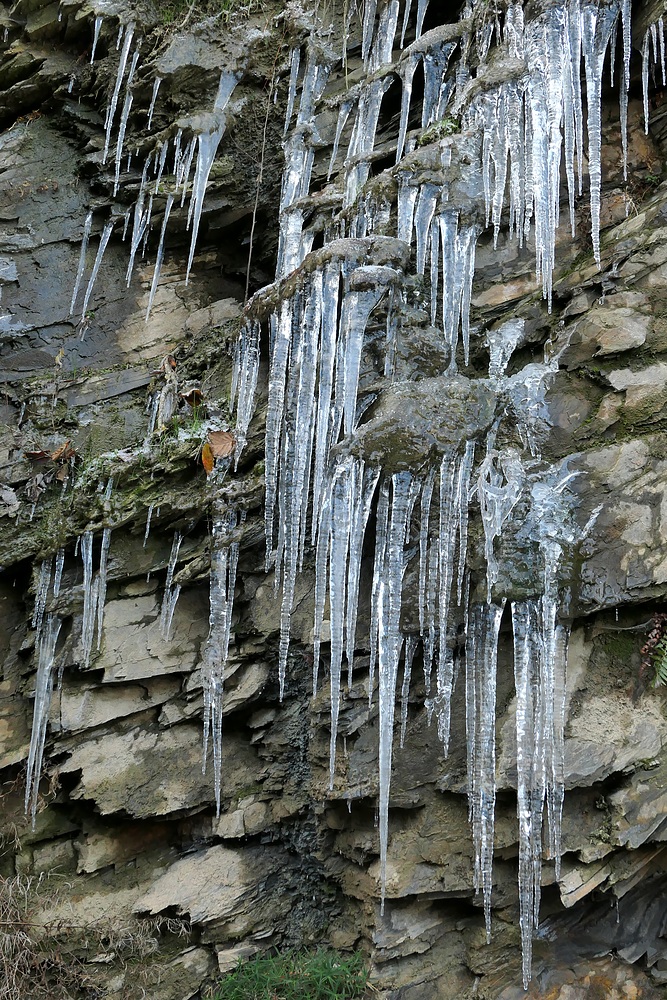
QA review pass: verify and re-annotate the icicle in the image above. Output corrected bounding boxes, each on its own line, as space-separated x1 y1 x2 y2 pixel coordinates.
96 528 111 651
103 22 135 164
478 447 524 603
311 263 341 535
369 479 390 708
153 140 169 195
159 531 182 640
214 70 238 112
397 175 418 245
80 530 98 668
328 97 355 180
313 483 332 697
399 634 418 748
400 0 412 48
487 317 524 380
466 601 504 942
53 548 65 598
643 28 651 134
185 129 224 283
79 220 114 323
396 53 419 163
113 93 133 195
232 319 261 464
202 507 239 814
143 504 154 547
415 0 428 39
620 0 631 180
421 41 455 128
69 210 93 316
25 614 62 827
581 3 619 266
345 464 380 687
90 15 103 63
283 47 301 136
327 460 355 788
512 598 544 989
146 193 174 320
378 472 420 909
144 393 159 449
147 76 161 130
32 558 52 643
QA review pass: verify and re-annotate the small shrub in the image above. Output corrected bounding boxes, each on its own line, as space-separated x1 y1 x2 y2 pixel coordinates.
210 949 369 1000
641 612 667 686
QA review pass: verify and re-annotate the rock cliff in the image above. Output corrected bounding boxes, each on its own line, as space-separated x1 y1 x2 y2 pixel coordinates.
1 1 667 998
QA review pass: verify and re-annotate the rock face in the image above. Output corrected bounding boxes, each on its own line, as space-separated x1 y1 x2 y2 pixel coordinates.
1 2 667 999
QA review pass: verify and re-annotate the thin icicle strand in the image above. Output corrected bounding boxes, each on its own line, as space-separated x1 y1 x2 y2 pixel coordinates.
160 531 182 640
70 210 93 315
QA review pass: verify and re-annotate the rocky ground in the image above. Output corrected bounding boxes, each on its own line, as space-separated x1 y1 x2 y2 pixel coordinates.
1 0 667 998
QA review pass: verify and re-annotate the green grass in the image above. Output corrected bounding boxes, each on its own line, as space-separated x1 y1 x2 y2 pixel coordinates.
210 949 369 1000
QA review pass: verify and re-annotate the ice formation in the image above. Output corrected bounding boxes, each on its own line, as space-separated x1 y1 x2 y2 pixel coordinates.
159 531 182 640
30 0 646 987
226 0 635 985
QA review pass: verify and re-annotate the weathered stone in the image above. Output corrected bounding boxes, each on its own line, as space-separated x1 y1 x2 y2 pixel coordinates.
55 677 181 731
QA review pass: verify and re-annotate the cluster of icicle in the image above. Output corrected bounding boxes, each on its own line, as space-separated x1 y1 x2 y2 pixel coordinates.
24 484 190 826
69 15 240 324
226 0 637 989
24 516 112 826
31 0 642 988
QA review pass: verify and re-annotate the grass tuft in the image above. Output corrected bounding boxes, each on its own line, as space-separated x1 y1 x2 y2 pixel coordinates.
209 949 369 1000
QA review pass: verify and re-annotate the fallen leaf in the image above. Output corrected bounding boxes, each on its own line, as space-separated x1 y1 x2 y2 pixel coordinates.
208 430 235 459
201 442 215 475
51 439 75 462
24 449 51 461
180 387 204 408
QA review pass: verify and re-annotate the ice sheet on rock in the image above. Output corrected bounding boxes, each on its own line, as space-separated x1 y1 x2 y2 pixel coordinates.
159 531 182 640
202 506 240 814
25 614 62 827
487 317 524 380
